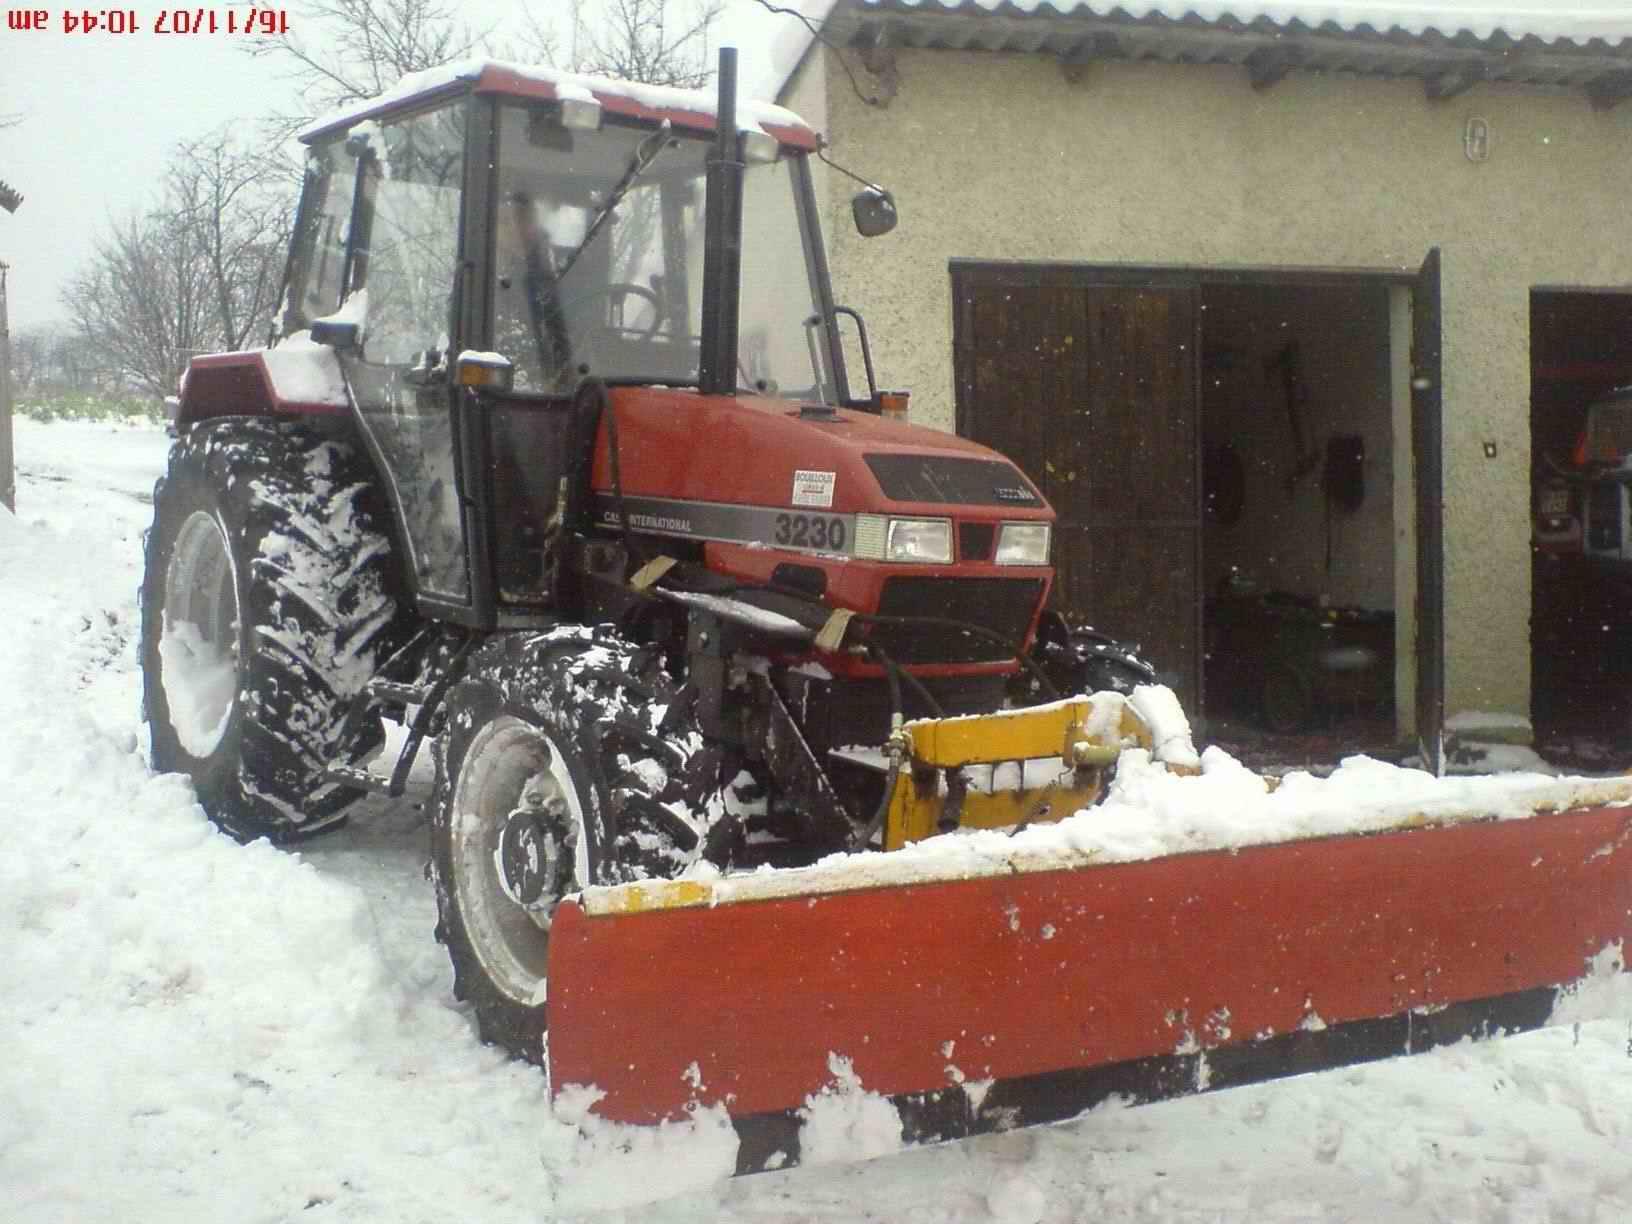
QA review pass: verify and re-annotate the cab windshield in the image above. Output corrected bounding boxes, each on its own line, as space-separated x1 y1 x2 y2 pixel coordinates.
491 103 833 399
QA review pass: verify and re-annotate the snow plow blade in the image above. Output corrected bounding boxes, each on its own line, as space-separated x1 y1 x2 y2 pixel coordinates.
546 798 1632 1174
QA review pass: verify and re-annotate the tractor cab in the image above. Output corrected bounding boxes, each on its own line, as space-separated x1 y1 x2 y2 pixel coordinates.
276 60 894 621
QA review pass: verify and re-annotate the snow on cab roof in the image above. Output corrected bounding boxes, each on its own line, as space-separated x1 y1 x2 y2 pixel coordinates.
850 0 1632 45
299 58 821 149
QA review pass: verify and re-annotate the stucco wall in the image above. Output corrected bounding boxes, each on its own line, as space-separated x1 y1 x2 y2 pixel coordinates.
806 45 1632 726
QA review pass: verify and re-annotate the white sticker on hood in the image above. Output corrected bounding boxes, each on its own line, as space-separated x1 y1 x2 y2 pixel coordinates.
792 470 836 508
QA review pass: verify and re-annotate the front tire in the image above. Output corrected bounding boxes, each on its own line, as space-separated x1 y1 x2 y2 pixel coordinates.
430 628 730 1061
140 417 405 840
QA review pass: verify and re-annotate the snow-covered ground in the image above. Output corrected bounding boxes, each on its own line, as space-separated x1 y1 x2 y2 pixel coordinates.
3 417 1631 1223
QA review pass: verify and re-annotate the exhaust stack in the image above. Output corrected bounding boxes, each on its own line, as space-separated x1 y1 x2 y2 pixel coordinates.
698 47 744 397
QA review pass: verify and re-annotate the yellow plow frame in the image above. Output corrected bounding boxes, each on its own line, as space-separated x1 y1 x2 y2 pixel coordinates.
882 694 1157 849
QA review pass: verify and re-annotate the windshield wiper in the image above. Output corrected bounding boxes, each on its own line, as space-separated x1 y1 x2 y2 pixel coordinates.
554 119 673 285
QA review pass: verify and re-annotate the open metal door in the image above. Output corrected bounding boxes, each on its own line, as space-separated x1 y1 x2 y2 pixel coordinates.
954 266 1202 707
1412 249 1445 774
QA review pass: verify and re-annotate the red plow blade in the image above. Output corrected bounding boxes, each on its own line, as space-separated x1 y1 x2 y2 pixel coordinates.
547 803 1632 1173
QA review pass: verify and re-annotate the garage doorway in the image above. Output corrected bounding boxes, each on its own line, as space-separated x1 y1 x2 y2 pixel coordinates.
952 260 1440 766
1529 289 1632 761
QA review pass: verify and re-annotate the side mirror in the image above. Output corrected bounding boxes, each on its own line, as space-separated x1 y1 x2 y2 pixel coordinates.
310 319 360 350
852 187 898 238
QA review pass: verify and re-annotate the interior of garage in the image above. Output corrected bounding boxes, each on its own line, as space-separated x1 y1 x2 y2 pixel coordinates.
1197 282 1398 751
1530 289 1632 762
954 266 1405 763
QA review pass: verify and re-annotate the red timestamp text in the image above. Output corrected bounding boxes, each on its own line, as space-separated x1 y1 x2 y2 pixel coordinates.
3 8 290 34
154 8 289 33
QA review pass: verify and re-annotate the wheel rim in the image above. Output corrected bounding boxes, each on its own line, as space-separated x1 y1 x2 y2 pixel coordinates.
160 510 240 758
451 715 590 1007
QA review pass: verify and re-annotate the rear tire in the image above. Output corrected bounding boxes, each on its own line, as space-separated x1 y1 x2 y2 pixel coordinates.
430 628 729 1062
141 417 405 840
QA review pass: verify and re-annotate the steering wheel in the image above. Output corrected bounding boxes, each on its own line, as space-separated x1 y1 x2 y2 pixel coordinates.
564 282 664 339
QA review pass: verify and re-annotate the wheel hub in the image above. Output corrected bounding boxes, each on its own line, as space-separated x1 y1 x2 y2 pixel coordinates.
448 716 592 1006
497 809 559 907
494 775 573 910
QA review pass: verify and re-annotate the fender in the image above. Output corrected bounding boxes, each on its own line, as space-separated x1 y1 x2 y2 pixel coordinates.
174 345 351 431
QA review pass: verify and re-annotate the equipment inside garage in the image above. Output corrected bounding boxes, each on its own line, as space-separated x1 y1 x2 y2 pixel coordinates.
956 267 1400 751
1530 289 1632 753
1199 281 1396 742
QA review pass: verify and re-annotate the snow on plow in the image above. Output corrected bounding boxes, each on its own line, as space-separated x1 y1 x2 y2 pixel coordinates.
547 764 1632 1174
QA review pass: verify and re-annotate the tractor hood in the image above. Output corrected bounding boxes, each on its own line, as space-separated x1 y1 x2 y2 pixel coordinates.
591 387 1053 523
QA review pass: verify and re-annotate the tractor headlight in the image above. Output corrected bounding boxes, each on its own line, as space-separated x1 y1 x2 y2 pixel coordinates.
886 518 953 564
853 515 952 563
995 522 1051 566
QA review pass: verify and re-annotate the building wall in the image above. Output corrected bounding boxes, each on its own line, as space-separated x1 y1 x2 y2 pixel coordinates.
805 45 1632 725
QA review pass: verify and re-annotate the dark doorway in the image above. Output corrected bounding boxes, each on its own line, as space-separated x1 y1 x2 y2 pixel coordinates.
1529 289 1632 764
1197 280 1399 756
952 261 1420 767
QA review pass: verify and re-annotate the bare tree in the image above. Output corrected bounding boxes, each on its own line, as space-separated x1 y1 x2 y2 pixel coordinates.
0 109 21 215
250 0 723 130
62 129 292 397
63 209 213 398
45 328 112 395
8 325 46 394
168 133 294 351
246 0 486 133
6 324 112 398
565 0 723 88
518 0 722 88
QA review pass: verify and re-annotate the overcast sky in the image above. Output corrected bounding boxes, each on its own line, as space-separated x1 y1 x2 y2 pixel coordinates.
10 0 1620 332
0 0 799 330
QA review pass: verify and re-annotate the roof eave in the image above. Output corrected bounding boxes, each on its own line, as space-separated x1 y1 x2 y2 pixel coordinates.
828 2 1632 106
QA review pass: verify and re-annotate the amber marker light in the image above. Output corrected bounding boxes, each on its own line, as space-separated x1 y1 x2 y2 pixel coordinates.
456 352 515 392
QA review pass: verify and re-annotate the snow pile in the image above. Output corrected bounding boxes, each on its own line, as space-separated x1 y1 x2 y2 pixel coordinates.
1550 942 1632 1028
155 619 236 756
0 484 558 1222
622 745 1631 913
541 1085 739 1212
1129 682 1200 769
796 1055 905 1168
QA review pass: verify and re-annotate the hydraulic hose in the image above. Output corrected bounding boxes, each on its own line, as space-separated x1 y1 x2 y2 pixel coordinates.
852 644 907 851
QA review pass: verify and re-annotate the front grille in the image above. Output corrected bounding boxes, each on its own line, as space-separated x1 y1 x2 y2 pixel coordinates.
870 577 1045 663
1588 481 1623 553
958 522 996 561
865 454 1043 507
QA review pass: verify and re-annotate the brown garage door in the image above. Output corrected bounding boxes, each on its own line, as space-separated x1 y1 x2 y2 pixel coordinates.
953 264 1202 707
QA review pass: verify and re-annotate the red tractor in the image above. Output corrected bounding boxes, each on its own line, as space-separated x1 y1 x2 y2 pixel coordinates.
142 52 1632 1173
143 50 1088 1058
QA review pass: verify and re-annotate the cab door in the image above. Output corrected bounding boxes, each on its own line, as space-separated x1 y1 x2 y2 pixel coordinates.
336 103 474 612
